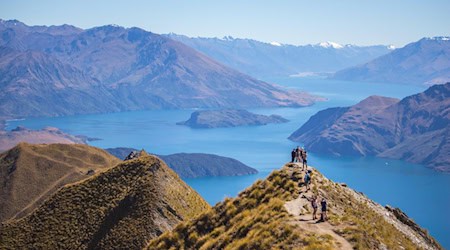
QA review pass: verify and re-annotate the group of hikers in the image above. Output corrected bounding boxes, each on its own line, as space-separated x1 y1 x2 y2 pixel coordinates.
291 146 307 170
290 146 327 222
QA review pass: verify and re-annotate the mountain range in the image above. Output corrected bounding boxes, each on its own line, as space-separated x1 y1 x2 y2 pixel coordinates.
165 33 393 78
332 37 450 85
0 19 319 119
289 83 450 172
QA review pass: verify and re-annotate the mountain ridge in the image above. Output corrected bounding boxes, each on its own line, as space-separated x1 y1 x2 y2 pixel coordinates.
289 83 450 171
0 19 320 119
332 37 450 85
0 151 209 249
165 33 392 78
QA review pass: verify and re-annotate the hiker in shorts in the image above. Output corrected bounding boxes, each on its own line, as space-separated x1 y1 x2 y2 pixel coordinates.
301 148 307 170
305 195 318 220
304 171 311 191
320 198 327 222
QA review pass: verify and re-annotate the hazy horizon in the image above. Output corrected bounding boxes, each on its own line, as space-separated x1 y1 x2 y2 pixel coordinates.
1 0 449 48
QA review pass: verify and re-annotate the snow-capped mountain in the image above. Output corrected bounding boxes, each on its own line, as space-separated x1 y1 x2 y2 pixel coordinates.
165 33 392 78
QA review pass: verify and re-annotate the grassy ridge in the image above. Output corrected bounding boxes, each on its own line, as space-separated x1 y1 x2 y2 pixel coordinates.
0 143 120 222
0 153 209 249
148 169 335 249
148 165 442 250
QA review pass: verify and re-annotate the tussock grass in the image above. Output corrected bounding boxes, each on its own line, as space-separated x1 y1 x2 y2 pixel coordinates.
148 169 334 250
0 143 121 222
0 153 209 249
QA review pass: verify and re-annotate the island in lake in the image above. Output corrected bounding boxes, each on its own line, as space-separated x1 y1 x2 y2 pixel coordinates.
177 109 289 128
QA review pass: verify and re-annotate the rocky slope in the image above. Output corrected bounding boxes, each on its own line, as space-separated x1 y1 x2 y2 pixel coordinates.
149 164 442 249
177 109 289 128
289 83 450 171
332 37 450 85
0 151 209 249
105 148 258 178
0 143 120 222
165 34 392 78
0 126 90 152
0 19 320 119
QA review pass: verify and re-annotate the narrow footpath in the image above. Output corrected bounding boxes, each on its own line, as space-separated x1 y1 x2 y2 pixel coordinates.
284 163 353 250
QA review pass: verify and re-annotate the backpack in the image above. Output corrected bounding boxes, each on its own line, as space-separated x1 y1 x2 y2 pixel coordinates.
304 173 310 183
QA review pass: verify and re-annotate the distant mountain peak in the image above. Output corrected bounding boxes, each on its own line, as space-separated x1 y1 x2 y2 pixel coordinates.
317 41 344 49
270 41 282 46
424 36 450 41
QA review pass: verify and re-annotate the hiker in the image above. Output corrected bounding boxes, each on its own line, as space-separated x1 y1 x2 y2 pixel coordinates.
291 148 296 163
304 170 311 191
301 148 307 170
296 146 301 163
305 195 318 220
320 198 327 222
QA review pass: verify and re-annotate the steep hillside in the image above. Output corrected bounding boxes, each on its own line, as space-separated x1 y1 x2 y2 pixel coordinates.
289 83 450 171
332 37 450 85
0 152 209 249
149 164 442 249
177 109 288 128
165 34 392 77
0 143 120 222
0 126 88 152
0 19 320 119
105 148 258 178
0 46 121 118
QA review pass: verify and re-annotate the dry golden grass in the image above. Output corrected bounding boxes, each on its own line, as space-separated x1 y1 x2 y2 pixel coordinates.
149 165 442 250
147 169 336 250
0 153 209 249
0 143 121 222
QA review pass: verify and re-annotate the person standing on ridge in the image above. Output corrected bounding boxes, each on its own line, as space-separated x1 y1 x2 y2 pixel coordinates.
296 146 301 163
320 198 328 222
304 170 311 191
305 195 318 220
291 148 296 163
302 147 308 170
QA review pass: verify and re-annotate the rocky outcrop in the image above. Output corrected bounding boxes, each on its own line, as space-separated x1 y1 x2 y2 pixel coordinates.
289 83 450 171
105 148 258 178
332 37 450 85
177 109 289 128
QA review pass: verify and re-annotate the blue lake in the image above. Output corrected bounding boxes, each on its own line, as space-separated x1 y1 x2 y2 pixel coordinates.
6 78 450 248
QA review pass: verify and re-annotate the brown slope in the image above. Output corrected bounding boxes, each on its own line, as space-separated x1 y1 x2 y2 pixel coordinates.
289 83 450 171
0 143 120 222
0 46 123 118
0 152 209 249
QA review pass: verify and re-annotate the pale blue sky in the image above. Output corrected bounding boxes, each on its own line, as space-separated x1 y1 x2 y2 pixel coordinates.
1 0 449 47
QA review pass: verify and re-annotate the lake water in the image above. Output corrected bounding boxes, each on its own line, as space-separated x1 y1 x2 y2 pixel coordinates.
6 78 450 248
